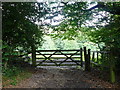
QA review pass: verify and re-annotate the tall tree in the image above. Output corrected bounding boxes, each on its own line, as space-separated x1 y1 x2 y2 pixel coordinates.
2 2 49 67
2 2 49 51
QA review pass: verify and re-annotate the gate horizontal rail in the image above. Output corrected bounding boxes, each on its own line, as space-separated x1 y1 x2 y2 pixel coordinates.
32 48 83 67
36 49 83 52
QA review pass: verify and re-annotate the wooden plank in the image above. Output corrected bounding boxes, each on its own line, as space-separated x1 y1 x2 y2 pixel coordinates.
91 51 109 53
36 50 83 52
36 53 81 55
36 59 81 61
36 60 81 63
37 63 80 66
90 61 108 68
36 57 81 59
90 61 98 66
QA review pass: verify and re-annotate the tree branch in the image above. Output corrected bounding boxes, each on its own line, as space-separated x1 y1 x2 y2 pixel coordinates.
88 3 120 15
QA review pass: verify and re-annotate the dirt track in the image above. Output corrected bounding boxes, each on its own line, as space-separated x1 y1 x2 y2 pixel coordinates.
7 67 118 88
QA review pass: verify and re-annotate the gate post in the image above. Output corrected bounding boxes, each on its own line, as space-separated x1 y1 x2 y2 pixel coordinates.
87 49 91 71
84 47 87 70
109 49 116 83
32 46 36 67
84 47 91 71
80 48 83 67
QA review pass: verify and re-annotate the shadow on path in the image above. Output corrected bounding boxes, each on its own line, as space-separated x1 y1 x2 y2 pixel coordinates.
9 67 117 88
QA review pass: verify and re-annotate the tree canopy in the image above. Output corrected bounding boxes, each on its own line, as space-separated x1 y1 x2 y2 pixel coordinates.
50 2 120 49
2 2 120 65
2 2 49 51
2 2 50 68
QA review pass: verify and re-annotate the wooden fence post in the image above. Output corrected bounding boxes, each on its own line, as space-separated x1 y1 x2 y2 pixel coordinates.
32 46 36 67
97 52 99 63
84 47 91 71
80 48 83 67
92 52 95 61
92 52 95 67
87 49 91 71
109 49 116 83
84 47 87 71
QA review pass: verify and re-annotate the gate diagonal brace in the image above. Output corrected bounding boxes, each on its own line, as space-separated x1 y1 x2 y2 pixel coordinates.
37 52 48 65
47 51 59 66
36 50 82 66
58 51 70 66
69 56 80 65
58 58 68 66
69 51 81 65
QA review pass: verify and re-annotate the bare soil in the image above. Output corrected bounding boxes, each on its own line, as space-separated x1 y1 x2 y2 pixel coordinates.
4 67 120 88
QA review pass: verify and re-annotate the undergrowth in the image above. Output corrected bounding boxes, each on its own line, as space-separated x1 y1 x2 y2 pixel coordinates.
2 65 33 87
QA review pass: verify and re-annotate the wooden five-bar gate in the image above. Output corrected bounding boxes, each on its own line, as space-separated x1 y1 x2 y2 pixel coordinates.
31 47 91 71
32 48 83 67
24 47 116 83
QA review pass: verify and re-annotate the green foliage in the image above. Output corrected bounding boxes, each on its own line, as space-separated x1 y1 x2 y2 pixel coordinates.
39 35 98 50
53 38 65 50
63 2 89 27
51 2 90 40
2 61 32 86
40 35 56 50
2 2 49 51
52 2 120 49
10 79 18 85
2 42 19 69
2 2 50 69
2 65 32 87
53 23 80 40
86 15 120 48
49 2 120 73
3 66 22 77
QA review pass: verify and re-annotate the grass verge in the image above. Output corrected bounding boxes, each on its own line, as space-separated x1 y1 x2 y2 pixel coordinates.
2 66 33 88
